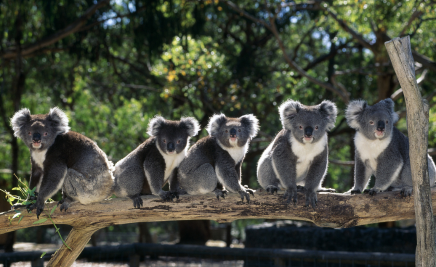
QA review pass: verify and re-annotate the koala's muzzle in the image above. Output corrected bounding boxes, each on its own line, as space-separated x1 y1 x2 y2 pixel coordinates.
167 142 175 153
377 121 385 131
230 128 237 138
304 126 313 138
33 133 41 143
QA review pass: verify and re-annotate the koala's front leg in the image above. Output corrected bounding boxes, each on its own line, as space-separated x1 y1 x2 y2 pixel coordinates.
271 148 298 205
369 162 404 196
168 168 182 200
143 160 174 202
28 162 68 219
349 155 372 194
304 150 328 208
216 158 253 203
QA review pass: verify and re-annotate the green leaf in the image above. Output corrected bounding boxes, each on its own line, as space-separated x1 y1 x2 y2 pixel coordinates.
50 205 57 216
15 210 21 213
22 201 32 205
40 252 46 258
18 215 24 224
11 187 20 191
12 213 20 219
33 218 48 224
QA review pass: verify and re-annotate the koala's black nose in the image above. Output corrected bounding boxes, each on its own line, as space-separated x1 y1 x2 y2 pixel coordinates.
304 126 313 138
377 120 385 131
167 142 175 152
33 133 41 142
230 128 237 138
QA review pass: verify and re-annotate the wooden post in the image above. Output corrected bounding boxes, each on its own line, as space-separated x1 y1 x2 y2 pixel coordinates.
385 36 436 267
46 226 103 267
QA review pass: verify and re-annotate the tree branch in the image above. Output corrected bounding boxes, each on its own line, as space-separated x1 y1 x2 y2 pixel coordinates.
412 51 436 73
400 10 424 36
320 3 373 52
2 190 436 236
0 0 110 59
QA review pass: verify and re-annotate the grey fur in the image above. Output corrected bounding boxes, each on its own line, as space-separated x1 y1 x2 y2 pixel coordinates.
177 114 259 203
257 99 337 208
114 116 200 208
346 98 436 196
10 108 114 218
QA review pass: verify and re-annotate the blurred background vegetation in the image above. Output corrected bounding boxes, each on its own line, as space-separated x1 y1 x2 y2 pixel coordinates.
1 0 436 252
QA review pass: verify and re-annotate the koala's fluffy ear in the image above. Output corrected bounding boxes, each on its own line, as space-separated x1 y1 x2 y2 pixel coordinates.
147 116 166 137
240 114 259 138
319 100 338 131
207 114 227 136
180 117 201 137
279 99 301 130
48 107 70 135
346 100 367 129
11 108 31 137
380 98 399 123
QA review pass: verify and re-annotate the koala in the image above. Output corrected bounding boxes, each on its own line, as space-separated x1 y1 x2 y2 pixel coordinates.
113 116 200 208
176 114 259 203
10 108 114 218
257 99 337 208
346 98 436 196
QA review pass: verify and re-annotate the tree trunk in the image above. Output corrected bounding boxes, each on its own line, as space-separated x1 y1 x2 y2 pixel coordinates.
385 35 436 267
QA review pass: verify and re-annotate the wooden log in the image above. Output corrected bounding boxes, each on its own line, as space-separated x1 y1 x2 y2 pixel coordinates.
385 36 436 267
46 226 102 267
1 190 435 266
1 190 435 234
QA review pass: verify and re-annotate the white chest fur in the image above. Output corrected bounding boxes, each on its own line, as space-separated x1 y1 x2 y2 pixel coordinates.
157 144 187 181
290 134 327 180
218 140 248 164
354 132 392 171
31 149 47 170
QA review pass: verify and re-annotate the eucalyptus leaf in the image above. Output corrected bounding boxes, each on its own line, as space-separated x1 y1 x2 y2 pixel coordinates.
33 218 48 224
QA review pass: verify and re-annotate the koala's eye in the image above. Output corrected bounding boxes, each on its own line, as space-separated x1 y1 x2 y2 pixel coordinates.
238 129 241 132
28 132 31 135
369 121 374 125
163 139 166 143
225 130 228 133
177 140 181 144
299 126 303 130
44 132 48 136
315 126 319 130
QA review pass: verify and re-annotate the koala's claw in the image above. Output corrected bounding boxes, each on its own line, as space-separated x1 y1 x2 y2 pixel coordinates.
130 195 143 209
401 187 413 197
349 189 362 195
266 185 278 195
368 188 381 196
213 189 228 200
284 188 298 206
305 191 317 209
238 189 253 204
170 191 180 200
27 203 44 219
363 189 371 194
244 186 255 198
159 191 176 202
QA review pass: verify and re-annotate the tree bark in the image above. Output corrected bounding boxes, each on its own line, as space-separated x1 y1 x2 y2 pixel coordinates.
385 36 436 267
46 225 103 267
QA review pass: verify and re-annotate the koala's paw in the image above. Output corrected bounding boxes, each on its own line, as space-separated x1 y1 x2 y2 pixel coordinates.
297 185 306 193
368 188 382 196
159 191 176 202
266 185 278 195
238 188 254 204
317 187 336 193
244 185 256 197
305 191 317 209
349 189 362 195
59 202 71 212
170 191 180 200
129 195 143 209
27 202 44 219
213 189 228 200
284 188 298 206
401 187 413 197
